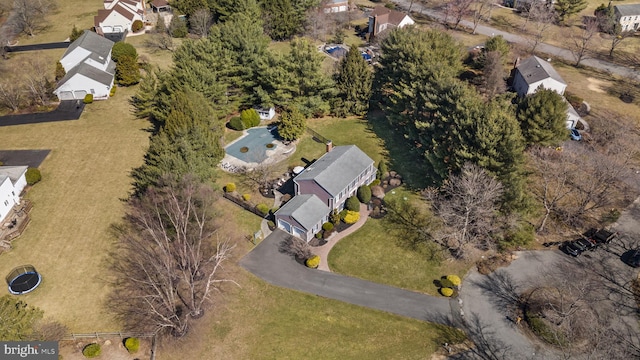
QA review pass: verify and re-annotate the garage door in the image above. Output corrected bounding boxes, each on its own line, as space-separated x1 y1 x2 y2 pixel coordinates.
293 226 304 237
73 90 87 99
278 219 291 233
57 91 74 100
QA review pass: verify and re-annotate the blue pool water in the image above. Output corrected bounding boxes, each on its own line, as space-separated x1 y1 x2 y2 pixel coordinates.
225 127 279 163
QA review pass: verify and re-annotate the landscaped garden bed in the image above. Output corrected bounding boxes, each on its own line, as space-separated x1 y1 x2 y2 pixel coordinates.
59 335 153 360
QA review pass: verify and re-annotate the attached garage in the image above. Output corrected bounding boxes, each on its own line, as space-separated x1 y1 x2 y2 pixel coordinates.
57 91 74 100
274 194 329 242
73 90 87 99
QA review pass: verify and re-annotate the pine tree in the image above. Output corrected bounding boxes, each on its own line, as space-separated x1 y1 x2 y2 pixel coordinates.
555 0 588 23
55 61 66 81
516 88 568 146
334 48 373 116
116 55 141 86
278 106 306 141
69 25 83 42
0 295 44 340
261 0 303 40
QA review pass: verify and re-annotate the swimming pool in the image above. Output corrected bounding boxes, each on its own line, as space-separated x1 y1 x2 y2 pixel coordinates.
225 127 280 163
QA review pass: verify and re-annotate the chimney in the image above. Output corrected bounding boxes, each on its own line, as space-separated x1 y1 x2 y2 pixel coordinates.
513 57 521 69
326 140 333 153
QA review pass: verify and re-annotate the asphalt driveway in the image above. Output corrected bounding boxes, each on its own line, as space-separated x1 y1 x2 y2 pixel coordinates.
0 100 85 127
240 229 457 324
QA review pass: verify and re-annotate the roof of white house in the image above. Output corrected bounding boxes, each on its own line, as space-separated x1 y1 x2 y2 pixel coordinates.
0 166 28 186
369 5 412 26
295 145 374 197
614 4 640 16
63 30 114 62
57 61 115 89
516 56 566 86
276 194 330 231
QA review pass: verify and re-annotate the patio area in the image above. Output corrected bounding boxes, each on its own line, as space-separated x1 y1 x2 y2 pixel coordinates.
0 200 32 253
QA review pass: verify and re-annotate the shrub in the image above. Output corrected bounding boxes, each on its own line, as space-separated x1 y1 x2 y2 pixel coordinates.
25 168 41 185
267 220 275 230
439 278 454 288
270 207 279 215
256 203 269 215
124 337 140 353
112 42 138 63
315 232 323 239
242 193 251 201
225 183 236 192
370 179 381 186
322 222 334 231
343 210 360 224
306 255 320 268
83 94 93 104
241 109 261 128
564 92 583 108
82 343 101 358
602 208 621 224
330 210 341 224
440 287 454 297
446 275 462 287
132 19 144 32
169 16 187 38
357 185 372 203
109 86 116 97
338 209 349 221
345 196 360 211
377 161 388 179
229 116 244 131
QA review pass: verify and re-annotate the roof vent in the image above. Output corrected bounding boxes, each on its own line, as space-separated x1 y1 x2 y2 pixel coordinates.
536 65 541 68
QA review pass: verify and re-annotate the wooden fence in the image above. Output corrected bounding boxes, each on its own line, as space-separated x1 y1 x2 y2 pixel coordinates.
223 193 268 219
306 127 330 145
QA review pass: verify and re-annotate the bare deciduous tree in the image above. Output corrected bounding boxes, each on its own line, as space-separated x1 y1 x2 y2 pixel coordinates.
22 56 54 106
470 0 493 34
189 8 212 38
447 0 474 29
9 0 57 36
108 177 236 337
278 235 312 261
145 33 175 52
305 7 334 42
568 17 598 67
482 51 506 98
526 1 556 52
426 163 503 258
0 81 24 112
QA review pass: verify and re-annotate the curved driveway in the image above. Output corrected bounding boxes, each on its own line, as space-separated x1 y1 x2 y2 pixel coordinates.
240 229 457 325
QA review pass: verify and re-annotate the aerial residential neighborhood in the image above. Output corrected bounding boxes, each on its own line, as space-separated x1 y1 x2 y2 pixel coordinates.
1 0 640 359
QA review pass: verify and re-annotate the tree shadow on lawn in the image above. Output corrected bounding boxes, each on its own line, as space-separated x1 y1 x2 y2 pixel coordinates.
365 110 436 189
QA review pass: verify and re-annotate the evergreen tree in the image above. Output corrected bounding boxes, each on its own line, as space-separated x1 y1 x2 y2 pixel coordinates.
172 0 208 18
169 16 189 38
334 48 373 116
131 70 161 120
0 295 44 341
132 91 224 194
69 25 83 42
555 0 587 23
116 55 141 86
209 0 261 21
278 106 306 141
484 35 510 58
516 88 568 146
155 12 167 33
112 42 138 63
261 0 316 40
55 61 66 81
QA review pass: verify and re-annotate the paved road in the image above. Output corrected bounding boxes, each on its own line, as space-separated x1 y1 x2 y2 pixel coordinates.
4 42 69 52
392 0 640 80
0 100 85 127
240 229 457 324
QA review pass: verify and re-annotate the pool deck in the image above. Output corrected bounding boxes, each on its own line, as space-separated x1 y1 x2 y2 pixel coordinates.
221 127 296 172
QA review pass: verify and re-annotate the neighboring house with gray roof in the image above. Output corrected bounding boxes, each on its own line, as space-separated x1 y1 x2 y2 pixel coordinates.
0 166 27 225
54 30 115 100
614 4 640 31
512 56 567 97
276 144 376 241
275 195 331 241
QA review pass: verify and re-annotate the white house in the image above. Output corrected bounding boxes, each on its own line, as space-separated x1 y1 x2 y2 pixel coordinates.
255 107 276 121
368 6 415 38
95 0 145 35
0 166 27 225
322 0 349 13
275 145 376 241
54 30 116 101
614 4 640 31
512 56 567 97
513 56 579 129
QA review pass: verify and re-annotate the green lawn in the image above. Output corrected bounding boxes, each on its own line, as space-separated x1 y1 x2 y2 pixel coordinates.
0 86 149 331
329 189 473 296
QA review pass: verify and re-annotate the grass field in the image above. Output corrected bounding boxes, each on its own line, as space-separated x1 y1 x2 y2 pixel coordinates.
329 189 473 296
0 86 149 331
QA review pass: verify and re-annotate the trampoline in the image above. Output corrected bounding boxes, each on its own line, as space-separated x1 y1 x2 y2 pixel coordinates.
6 265 41 295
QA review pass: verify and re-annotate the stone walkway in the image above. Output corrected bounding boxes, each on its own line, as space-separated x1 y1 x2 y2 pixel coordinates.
312 203 369 271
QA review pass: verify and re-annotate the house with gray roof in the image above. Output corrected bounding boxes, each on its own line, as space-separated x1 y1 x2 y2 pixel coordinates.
54 30 115 101
614 4 640 31
512 56 567 97
0 166 27 225
275 144 376 241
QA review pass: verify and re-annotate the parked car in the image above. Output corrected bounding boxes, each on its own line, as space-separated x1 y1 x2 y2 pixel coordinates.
561 241 583 257
622 249 640 268
588 229 618 245
570 128 582 141
576 238 598 251
571 239 589 252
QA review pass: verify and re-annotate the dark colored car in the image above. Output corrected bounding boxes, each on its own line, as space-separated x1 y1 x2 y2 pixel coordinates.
561 241 583 257
621 249 640 268
576 238 597 251
590 229 618 244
